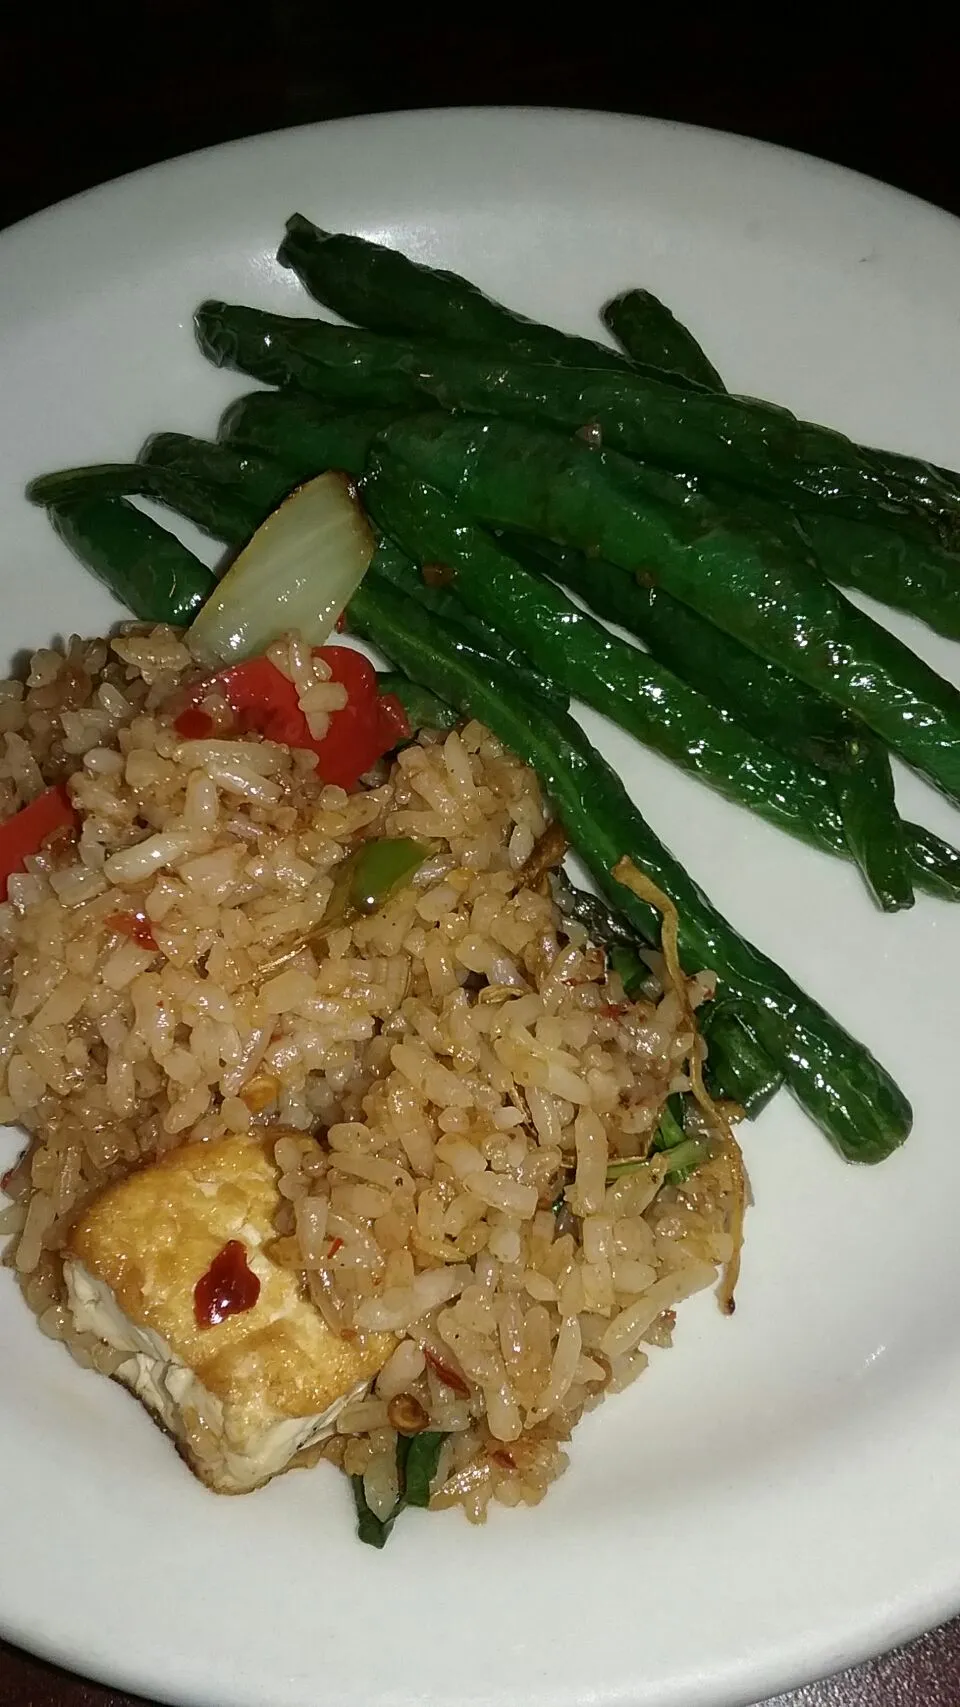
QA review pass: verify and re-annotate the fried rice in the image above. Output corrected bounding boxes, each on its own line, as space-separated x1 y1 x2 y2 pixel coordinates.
0 625 744 1524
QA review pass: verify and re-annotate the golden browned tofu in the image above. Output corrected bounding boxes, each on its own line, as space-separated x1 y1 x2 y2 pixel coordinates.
63 1135 393 1494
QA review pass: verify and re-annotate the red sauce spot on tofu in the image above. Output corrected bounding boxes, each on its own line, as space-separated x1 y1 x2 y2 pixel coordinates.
105 910 158 951
194 1240 261 1327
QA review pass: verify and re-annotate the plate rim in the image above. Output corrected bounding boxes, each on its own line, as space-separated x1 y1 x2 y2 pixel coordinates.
6 101 958 247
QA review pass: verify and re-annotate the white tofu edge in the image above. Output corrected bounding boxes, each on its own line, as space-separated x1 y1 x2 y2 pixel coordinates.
63 1257 369 1492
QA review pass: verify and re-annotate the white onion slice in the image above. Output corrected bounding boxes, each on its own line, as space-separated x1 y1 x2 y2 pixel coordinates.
189 471 376 664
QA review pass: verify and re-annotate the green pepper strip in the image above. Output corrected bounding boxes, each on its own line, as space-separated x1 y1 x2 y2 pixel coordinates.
350 837 427 913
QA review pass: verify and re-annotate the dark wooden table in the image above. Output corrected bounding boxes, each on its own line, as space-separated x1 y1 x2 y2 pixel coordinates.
1 14 958 1705
3 1622 960 1707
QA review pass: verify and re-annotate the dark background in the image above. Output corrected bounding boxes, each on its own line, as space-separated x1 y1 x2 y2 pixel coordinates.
2 21 960 230
2 13 960 1706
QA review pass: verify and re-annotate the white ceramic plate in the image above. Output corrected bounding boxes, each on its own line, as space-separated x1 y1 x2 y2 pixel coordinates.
1 108 960 1707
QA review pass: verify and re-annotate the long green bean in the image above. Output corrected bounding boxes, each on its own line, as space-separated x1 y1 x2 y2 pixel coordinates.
601 290 960 638
278 213 633 373
602 289 725 389
194 300 960 546
377 412 960 805
364 453 916 897
46 497 215 624
503 532 960 904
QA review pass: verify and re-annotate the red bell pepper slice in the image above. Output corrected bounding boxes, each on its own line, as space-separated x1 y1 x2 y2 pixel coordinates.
375 692 413 749
0 785 78 899
172 705 216 740
175 645 411 791
310 647 406 790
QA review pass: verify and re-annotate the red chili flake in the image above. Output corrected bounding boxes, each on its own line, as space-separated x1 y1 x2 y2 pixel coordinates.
1 1166 15 1192
105 910 158 951
600 1003 629 1019
491 1450 516 1470
421 561 455 588
42 822 80 867
194 1240 261 1328
423 1346 470 1397
174 705 216 739
327 1236 344 1258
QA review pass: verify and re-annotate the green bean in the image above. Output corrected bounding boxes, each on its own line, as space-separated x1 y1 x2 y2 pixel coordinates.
29 453 262 548
193 301 960 547
278 213 631 372
364 453 913 887
369 541 566 709
602 289 725 389
549 868 649 958
598 293 960 639
45 498 215 625
197 297 960 634
377 413 960 806
377 671 459 733
28 464 157 505
830 734 909 911
549 868 783 1115
903 823 960 901
798 512 960 639
699 1007 784 1117
218 391 399 480
139 433 298 536
502 533 943 908
196 300 429 404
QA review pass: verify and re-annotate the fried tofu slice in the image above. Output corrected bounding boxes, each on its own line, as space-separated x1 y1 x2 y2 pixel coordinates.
62 1134 394 1494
